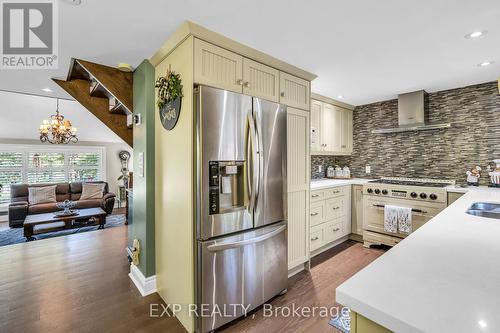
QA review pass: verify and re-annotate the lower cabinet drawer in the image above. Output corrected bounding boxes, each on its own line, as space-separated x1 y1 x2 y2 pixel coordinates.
310 190 325 202
310 201 325 226
325 197 345 220
324 186 346 199
324 221 343 243
310 225 324 251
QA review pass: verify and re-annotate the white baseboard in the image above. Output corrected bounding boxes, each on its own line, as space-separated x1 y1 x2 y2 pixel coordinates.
129 264 157 296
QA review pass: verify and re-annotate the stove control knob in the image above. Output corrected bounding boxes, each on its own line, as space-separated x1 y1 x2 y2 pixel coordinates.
410 192 418 198
430 193 437 200
374 189 381 194
367 188 373 194
420 193 427 199
382 189 388 195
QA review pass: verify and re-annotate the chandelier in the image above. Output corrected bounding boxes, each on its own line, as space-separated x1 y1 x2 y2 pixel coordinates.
39 99 78 144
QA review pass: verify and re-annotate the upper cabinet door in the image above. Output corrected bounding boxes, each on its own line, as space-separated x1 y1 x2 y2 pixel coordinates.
279 72 310 111
194 38 243 93
340 108 353 153
322 104 342 152
242 58 279 102
310 100 323 152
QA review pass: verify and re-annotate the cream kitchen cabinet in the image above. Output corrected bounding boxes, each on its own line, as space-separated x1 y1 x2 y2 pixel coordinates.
322 103 342 152
309 185 351 255
194 38 244 93
194 38 306 106
311 100 323 151
351 185 363 236
447 192 464 205
287 107 310 270
242 58 280 102
311 99 353 155
280 72 310 110
341 108 353 152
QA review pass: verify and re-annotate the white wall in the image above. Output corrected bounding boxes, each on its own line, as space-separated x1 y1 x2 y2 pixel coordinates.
0 138 133 195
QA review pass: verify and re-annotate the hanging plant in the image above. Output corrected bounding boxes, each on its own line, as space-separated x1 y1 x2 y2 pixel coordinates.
155 68 183 110
155 65 183 130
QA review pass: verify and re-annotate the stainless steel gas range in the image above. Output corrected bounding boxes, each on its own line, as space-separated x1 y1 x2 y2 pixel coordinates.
362 177 454 247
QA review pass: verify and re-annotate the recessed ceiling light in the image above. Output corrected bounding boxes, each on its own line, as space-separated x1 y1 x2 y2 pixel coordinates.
62 0 82 5
477 61 494 67
465 30 487 39
337 95 344 99
478 320 487 329
42 88 53 93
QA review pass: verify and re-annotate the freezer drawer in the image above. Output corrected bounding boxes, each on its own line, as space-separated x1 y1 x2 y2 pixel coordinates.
197 222 287 332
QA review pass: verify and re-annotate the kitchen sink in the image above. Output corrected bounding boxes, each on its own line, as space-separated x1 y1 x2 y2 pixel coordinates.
466 202 500 220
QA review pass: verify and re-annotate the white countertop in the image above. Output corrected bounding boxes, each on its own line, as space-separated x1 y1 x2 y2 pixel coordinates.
446 184 492 193
336 187 500 333
310 178 374 190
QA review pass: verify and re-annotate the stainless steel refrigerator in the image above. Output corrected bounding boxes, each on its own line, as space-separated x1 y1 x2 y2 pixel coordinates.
195 86 287 332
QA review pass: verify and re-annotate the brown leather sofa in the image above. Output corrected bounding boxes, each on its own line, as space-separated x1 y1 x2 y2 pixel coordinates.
8 182 115 228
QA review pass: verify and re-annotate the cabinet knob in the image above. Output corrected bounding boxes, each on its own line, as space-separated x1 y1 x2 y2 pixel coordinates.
244 81 251 88
341 145 346 148
280 92 285 97
311 194 319 198
237 79 244 85
310 212 319 216
311 236 319 241
333 228 340 232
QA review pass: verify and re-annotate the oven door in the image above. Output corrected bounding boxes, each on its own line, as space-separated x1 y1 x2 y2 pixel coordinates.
363 196 445 238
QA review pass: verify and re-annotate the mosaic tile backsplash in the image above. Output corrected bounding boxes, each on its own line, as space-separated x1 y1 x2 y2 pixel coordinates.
311 81 500 185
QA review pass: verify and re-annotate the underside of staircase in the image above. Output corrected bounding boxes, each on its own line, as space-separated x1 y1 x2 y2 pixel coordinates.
53 59 133 147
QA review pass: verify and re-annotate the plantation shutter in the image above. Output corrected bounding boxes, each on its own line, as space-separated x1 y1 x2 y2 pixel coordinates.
0 152 23 205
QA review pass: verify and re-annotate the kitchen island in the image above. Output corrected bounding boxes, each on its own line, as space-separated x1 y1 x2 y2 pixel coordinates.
337 187 500 333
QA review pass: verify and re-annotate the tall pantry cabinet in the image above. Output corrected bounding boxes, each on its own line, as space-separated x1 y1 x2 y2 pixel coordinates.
191 37 312 273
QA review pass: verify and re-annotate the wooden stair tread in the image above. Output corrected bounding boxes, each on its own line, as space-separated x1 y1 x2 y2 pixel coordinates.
53 78 133 147
69 59 133 113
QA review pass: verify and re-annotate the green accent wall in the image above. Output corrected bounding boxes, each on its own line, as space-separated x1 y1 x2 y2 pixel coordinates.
130 59 156 277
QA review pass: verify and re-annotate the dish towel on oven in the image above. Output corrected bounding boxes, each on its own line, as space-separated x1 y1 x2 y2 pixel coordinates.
384 205 412 234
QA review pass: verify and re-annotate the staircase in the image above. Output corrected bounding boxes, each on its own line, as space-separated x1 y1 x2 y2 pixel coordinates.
53 59 133 147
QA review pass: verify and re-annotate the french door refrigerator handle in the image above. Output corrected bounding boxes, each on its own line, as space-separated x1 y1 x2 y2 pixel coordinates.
246 111 257 212
253 106 263 207
206 224 286 252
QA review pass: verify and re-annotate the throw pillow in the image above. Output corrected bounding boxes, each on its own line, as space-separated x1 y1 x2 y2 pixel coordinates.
28 185 57 205
80 183 105 200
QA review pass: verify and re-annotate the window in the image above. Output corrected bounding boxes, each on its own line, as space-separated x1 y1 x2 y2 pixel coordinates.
68 152 101 182
0 152 23 205
0 145 106 208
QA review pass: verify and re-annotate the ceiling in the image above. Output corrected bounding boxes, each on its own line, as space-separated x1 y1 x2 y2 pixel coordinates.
0 91 123 142
0 0 499 106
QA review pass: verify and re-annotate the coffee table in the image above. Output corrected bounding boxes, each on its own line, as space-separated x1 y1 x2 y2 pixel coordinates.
23 207 107 241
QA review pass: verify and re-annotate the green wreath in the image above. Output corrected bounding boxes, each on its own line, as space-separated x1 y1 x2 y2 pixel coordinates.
155 69 183 110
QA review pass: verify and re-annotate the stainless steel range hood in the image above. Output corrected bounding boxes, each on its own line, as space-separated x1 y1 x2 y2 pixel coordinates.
372 90 451 134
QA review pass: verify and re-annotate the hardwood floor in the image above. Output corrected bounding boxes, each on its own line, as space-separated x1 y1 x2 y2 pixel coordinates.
0 225 384 333
0 226 185 333
221 241 384 333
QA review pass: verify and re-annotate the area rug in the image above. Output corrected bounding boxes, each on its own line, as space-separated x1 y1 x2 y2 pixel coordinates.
329 307 350 333
0 214 126 247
